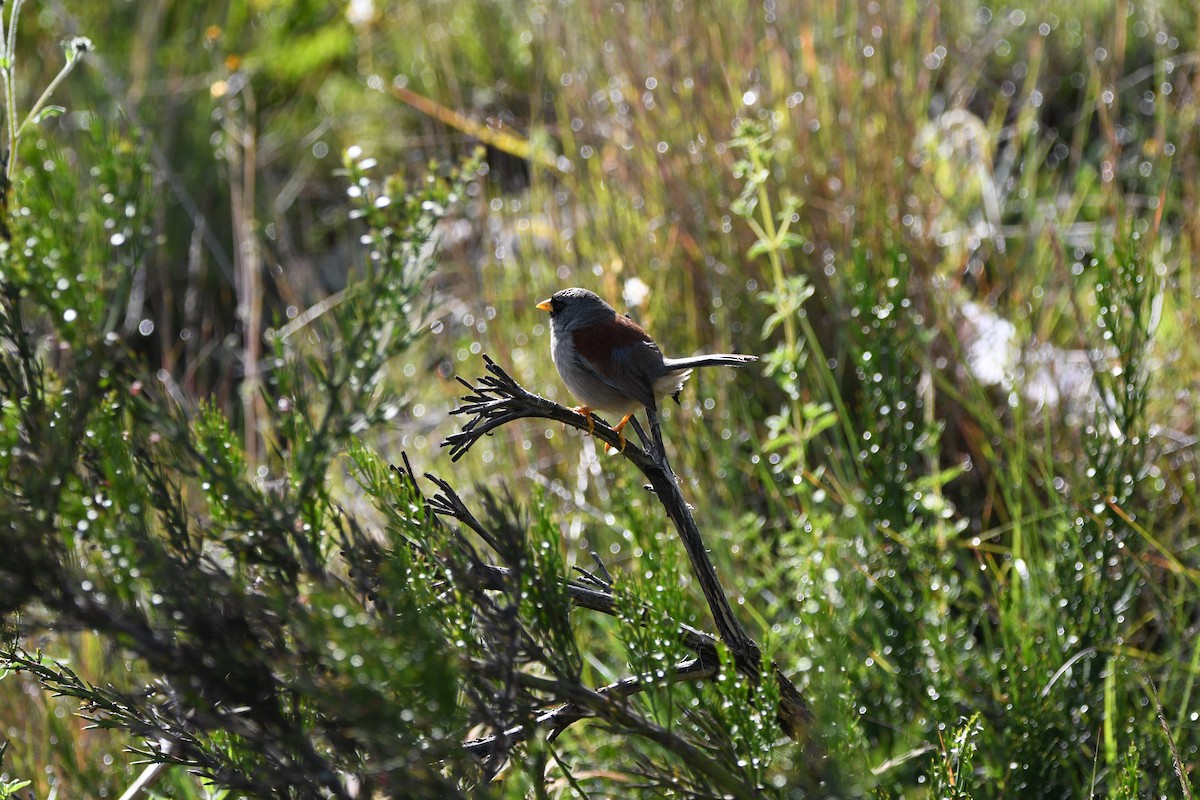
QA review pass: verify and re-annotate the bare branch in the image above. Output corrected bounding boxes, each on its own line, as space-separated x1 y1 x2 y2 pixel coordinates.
458 559 723 659
461 658 764 799
462 657 716 758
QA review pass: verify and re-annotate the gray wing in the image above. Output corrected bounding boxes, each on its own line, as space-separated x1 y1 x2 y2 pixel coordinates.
605 340 670 409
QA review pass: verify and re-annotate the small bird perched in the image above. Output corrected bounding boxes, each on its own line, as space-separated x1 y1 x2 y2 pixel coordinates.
536 287 757 454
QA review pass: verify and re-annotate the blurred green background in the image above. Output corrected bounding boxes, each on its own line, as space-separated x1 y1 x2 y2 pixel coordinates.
3 0 1199 796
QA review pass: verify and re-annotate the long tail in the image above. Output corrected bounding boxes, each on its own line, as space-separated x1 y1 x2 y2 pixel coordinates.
662 353 757 370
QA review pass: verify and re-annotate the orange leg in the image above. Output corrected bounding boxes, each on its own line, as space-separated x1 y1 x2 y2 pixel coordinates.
607 412 636 453
571 405 595 434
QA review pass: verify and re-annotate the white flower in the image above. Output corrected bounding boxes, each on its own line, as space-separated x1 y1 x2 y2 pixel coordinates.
346 0 375 26
622 277 650 309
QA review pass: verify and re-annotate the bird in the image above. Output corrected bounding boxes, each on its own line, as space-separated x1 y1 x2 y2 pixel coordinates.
536 287 757 454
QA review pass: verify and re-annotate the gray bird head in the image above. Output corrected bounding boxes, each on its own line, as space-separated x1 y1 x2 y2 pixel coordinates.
536 288 617 334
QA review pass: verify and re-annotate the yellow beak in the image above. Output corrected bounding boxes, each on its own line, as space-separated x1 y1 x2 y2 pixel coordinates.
536 298 553 312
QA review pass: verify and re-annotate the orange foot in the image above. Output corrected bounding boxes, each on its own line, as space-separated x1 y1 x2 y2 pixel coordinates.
571 405 595 435
605 412 636 454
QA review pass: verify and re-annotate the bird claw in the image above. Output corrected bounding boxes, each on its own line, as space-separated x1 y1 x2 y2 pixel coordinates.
603 433 627 455
605 413 634 454
571 406 595 435
570 406 631 454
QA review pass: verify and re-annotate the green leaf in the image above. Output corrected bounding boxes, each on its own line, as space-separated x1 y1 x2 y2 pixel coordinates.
30 105 66 125
779 231 806 250
1 779 33 799
747 239 771 260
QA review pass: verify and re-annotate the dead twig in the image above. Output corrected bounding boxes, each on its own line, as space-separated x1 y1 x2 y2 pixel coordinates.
462 657 717 758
